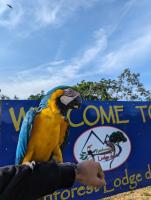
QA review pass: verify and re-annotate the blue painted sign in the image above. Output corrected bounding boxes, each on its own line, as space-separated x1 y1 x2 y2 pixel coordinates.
0 100 151 199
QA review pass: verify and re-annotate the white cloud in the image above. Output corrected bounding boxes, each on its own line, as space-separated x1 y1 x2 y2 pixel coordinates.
0 28 107 98
49 60 65 65
32 0 100 30
0 0 99 32
54 28 107 78
34 0 60 26
99 27 151 74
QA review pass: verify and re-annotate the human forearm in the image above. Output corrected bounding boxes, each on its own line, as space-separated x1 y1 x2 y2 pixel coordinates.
0 161 75 200
0 160 105 200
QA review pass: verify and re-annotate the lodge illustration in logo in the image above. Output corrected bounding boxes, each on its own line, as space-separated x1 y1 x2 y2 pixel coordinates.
74 126 131 171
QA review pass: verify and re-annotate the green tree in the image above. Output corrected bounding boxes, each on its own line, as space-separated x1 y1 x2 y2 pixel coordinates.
14 95 19 100
0 89 19 100
115 68 151 100
73 79 117 100
28 90 45 100
0 95 10 100
73 68 151 101
0 90 10 100
23 68 151 101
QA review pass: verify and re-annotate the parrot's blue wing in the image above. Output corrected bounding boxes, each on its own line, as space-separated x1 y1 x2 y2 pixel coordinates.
15 108 37 164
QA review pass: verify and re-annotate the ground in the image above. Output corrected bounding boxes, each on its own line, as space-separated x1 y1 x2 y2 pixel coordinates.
103 187 151 200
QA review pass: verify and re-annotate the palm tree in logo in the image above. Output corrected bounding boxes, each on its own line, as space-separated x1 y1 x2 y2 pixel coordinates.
104 131 127 168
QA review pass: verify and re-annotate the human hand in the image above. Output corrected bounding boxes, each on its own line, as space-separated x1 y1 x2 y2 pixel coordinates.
75 160 105 188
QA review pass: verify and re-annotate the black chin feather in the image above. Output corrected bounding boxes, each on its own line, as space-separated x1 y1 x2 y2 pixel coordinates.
56 98 68 116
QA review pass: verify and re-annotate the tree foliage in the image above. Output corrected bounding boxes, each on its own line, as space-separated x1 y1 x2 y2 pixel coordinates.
0 89 19 100
0 89 10 100
115 68 151 100
27 90 45 100
73 68 151 101
73 79 117 101
0 69 151 101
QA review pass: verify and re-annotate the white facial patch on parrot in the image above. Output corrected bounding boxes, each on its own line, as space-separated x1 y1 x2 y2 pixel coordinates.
60 95 74 106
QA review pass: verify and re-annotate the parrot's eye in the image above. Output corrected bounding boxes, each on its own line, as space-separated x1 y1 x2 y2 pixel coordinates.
64 88 73 96
64 88 80 97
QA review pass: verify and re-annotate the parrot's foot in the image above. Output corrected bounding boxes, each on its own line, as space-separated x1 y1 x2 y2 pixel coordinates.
23 161 36 171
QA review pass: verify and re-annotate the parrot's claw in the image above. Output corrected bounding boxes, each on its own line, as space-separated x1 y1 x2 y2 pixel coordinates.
23 161 36 171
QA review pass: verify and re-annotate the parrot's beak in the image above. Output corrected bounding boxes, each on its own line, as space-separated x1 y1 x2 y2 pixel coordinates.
67 95 82 109
60 93 82 109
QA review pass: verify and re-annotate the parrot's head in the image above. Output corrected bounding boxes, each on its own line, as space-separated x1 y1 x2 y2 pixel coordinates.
59 88 82 109
57 87 82 116
39 86 82 116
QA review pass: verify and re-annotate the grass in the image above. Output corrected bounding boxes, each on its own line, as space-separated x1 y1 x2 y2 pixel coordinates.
102 187 151 200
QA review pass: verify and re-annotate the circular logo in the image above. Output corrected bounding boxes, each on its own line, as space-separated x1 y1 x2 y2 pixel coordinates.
74 126 131 171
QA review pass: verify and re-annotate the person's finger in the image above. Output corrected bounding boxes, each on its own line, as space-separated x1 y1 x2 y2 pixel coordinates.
95 162 105 178
97 169 104 179
96 162 103 171
93 176 106 188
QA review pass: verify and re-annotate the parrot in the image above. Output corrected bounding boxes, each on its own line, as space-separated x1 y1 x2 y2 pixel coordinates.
15 86 82 165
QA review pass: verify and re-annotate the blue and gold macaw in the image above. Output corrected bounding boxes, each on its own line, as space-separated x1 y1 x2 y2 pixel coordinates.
15 86 82 164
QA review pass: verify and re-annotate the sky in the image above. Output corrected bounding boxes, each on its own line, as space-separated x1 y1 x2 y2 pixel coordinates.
0 0 151 98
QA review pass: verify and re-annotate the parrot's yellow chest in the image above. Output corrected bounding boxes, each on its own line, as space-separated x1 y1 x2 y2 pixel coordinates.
22 107 68 163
